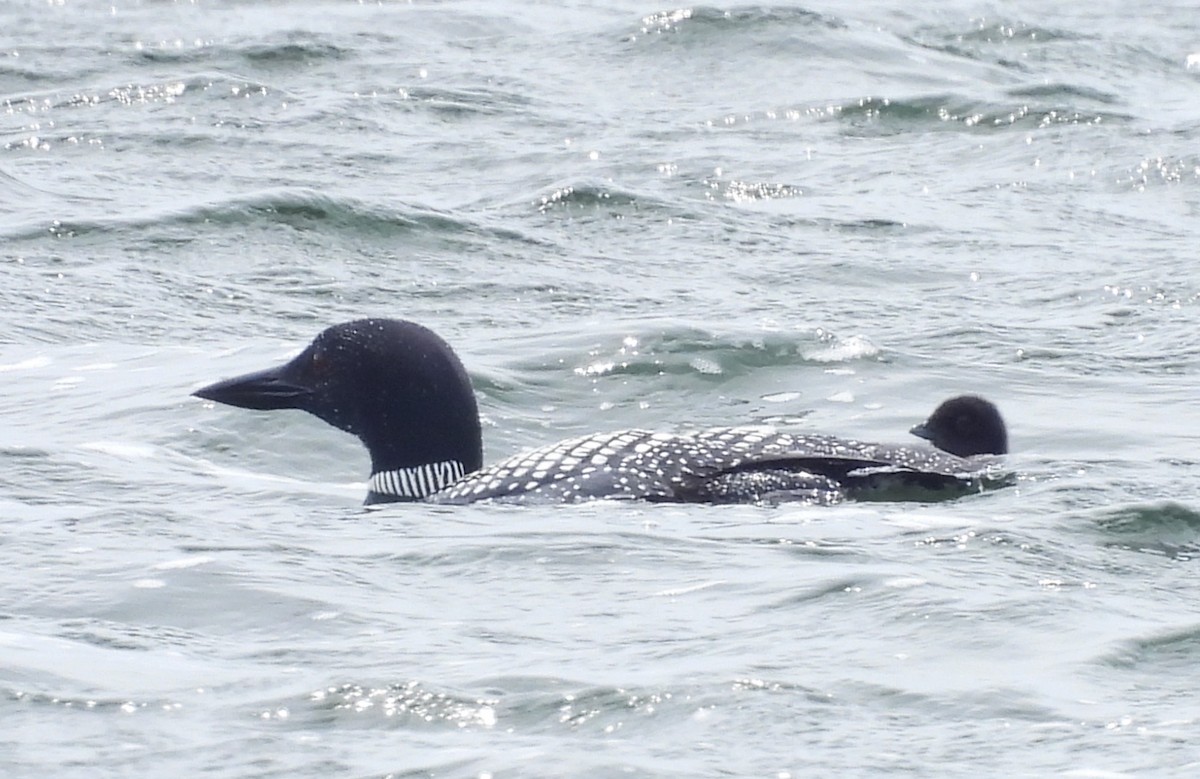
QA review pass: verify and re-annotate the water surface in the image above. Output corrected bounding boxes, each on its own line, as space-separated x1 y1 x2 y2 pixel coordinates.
3 1 1200 776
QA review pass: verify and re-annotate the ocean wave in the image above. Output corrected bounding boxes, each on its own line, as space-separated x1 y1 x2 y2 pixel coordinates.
1 188 544 244
1103 623 1200 669
534 181 651 213
399 85 536 118
627 5 847 43
704 91 1129 137
284 680 499 730
906 18 1087 63
557 325 879 381
1091 501 1200 559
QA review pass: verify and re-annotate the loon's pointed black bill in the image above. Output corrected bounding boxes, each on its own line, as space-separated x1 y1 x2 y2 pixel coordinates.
193 364 312 411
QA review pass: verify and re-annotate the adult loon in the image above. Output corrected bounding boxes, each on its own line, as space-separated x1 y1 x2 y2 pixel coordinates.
192 319 1009 505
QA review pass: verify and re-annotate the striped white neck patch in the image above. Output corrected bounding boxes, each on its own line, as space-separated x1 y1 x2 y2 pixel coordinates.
368 460 467 500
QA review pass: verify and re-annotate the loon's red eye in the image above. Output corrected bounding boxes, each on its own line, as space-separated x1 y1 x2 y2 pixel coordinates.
309 349 330 378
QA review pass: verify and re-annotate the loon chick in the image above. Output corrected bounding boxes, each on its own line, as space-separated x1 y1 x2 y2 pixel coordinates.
192 319 1009 505
909 394 1008 457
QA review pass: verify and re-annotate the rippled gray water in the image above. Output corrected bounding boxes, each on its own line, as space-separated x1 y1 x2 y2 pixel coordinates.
4 1 1200 776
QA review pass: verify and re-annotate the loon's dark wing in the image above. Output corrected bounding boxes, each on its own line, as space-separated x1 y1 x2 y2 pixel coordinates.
675 451 994 503
427 428 995 505
666 431 996 503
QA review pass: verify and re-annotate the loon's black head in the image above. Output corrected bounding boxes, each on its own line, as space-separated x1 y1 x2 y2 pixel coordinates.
909 395 1007 457
193 319 484 497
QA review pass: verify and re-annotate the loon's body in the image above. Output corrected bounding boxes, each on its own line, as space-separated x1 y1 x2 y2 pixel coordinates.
422 427 995 506
193 319 1009 506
